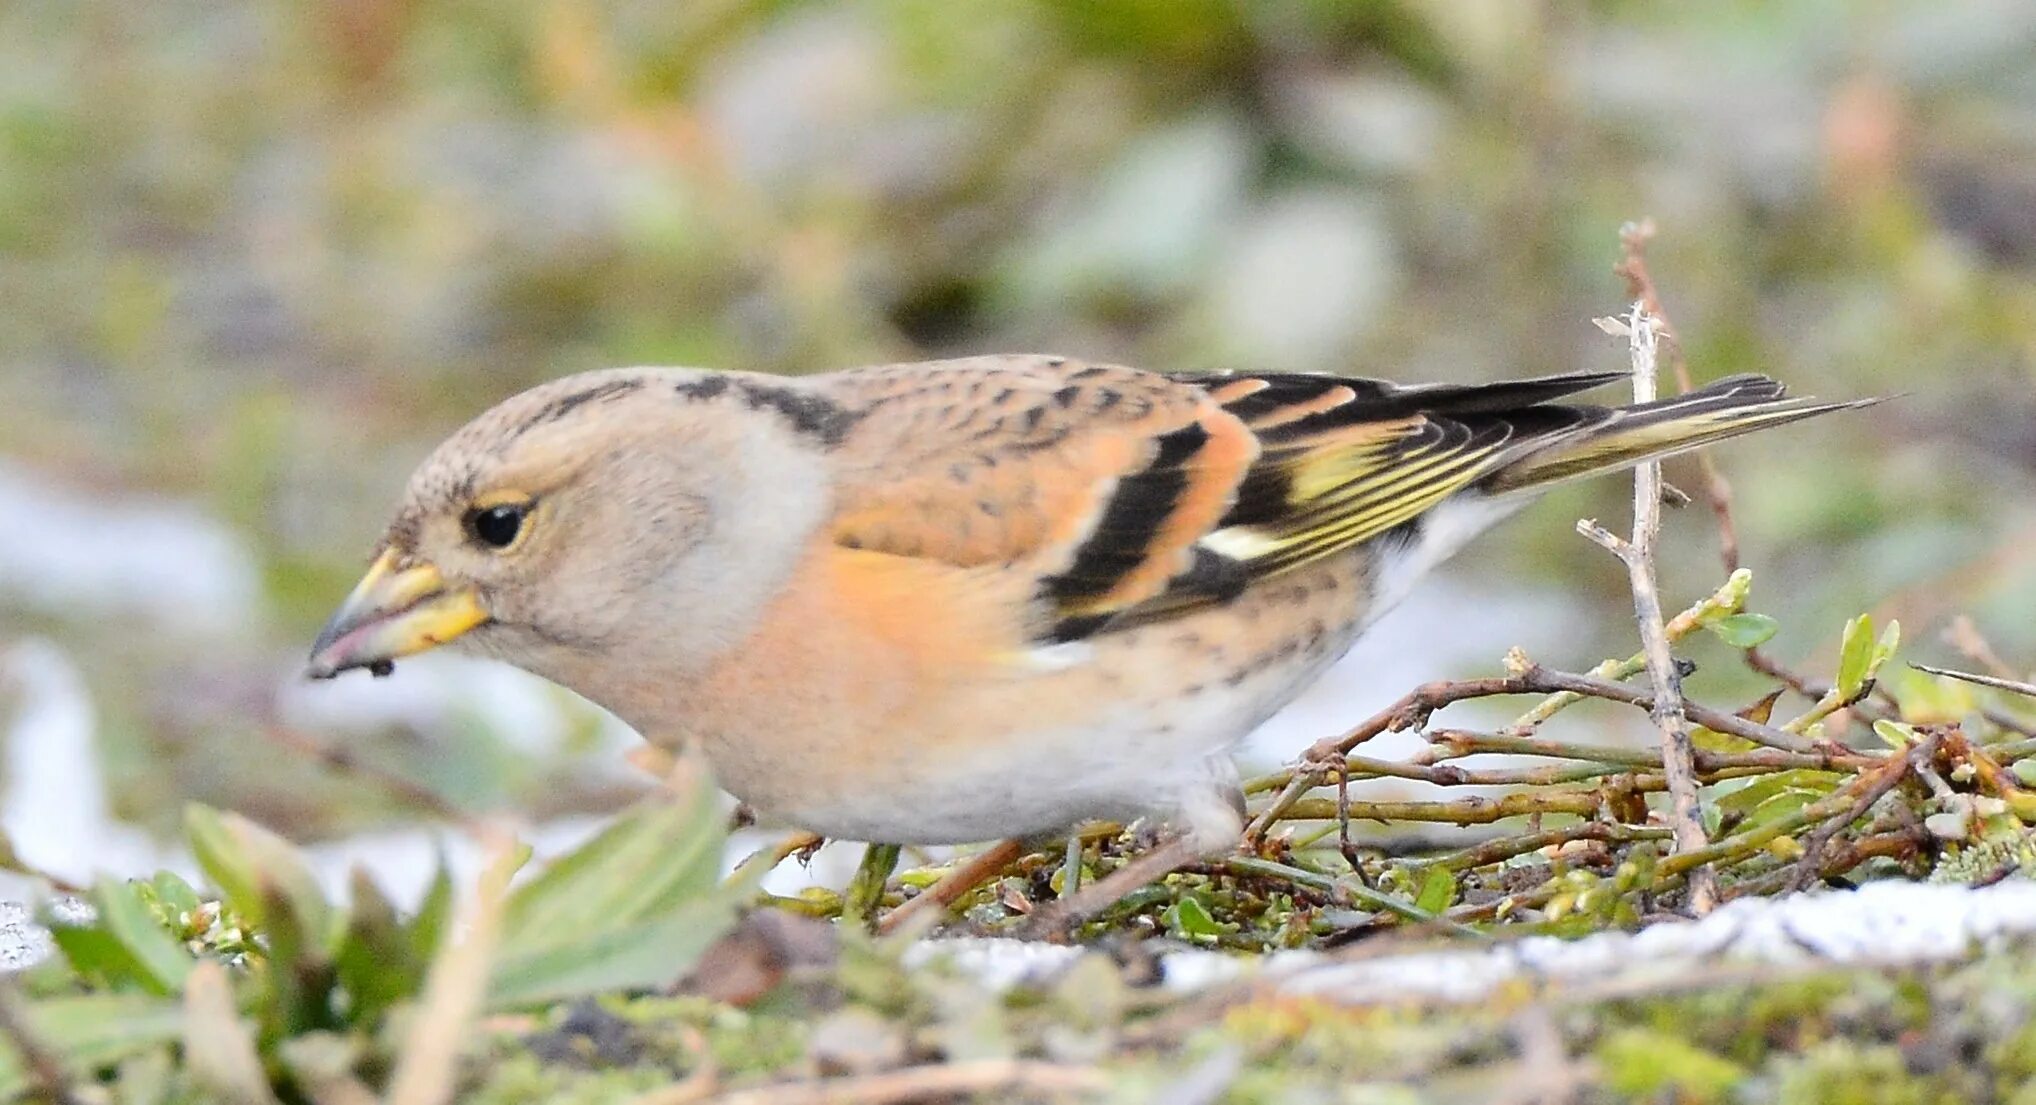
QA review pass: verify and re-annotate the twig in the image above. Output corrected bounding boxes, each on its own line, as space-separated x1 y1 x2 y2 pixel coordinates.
1244 653 1823 830
1279 791 1601 824
1223 855 1487 939
1243 677 1534 838
876 839 1026 936
0 979 83 1105
260 725 472 825
1514 666 1815 753
1508 570 1748 733
1787 734 1929 891
1582 286 1714 914
1723 830 1926 900
1911 663 2036 700
1653 751 1914 882
1944 616 2017 679
1420 727 1871 775
639 1060 1107 1105
1616 219 1827 695
1404 823 1673 874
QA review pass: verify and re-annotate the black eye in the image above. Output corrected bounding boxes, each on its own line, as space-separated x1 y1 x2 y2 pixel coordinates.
466 504 527 549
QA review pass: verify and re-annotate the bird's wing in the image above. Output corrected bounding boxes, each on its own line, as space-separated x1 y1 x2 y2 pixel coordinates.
821 355 1615 644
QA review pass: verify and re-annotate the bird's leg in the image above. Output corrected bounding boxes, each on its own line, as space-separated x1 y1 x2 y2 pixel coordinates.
1058 831 1085 897
843 842 902 929
1016 832 1205 941
876 838 1027 935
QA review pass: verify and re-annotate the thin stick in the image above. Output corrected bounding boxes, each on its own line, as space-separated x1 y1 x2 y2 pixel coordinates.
1617 219 1828 696
1223 855 1487 939
876 839 1025 936
1019 835 1204 940
261 725 473 825
634 1059 1107 1105
1515 666 1814 753
1404 823 1673 874
1579 289 1715 914
1786 736 1925 891
1911 663 2036 700
1279 791 1601 824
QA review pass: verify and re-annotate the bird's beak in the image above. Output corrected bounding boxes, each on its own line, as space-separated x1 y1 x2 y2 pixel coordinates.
306 549 490 679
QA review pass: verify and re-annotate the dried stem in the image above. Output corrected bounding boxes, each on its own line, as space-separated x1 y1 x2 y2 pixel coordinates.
1910 663 2036 700
633 1060 1108 1105
261 725 474 826
1786 735 1928 891
1581 281 1714 914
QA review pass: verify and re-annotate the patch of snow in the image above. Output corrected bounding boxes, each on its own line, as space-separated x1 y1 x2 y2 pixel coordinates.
1279 880 2036 1004
892 880 2036 1002
0 464 262 637
1 640 170 887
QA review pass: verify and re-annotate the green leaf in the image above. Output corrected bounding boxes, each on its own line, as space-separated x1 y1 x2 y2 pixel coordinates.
1873 719 1920 748
1715 770 1843 816
407 857 455 965
489 894 747 1008
491 768 748 1008
186 805 341 954
1414 866 1457 914
184 805 260 927
1734 788 1823 837
334 868 423 1029
0 993 183 1100
147 872 204 920
256 882 343 1043
1874 620 1902 672
91 880 194 995
1836 614 1876 697
1164 896 1224 940
48 916 158 994
1708 612 1780 649
502 773 721 959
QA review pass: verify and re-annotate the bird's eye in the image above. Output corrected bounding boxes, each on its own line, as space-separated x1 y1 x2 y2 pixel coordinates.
466 503 527 549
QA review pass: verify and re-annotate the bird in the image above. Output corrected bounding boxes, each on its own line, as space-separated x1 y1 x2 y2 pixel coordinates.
307 355 1864 930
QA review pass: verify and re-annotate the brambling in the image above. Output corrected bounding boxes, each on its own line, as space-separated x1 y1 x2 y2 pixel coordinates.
308 355 1859 927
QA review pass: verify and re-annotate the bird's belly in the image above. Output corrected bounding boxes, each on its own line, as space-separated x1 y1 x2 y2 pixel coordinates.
702 561 1374 844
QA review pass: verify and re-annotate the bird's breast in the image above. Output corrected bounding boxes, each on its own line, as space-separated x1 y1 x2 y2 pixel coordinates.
663 546 1377 844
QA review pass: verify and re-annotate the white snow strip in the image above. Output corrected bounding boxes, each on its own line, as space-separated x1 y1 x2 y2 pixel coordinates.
901 879 2036 1001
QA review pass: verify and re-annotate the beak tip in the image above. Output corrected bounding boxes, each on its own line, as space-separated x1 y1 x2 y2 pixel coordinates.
307 553 481 681
304 653 344 680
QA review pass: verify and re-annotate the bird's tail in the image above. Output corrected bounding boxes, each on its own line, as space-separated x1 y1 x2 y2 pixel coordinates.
1482 373 1876 495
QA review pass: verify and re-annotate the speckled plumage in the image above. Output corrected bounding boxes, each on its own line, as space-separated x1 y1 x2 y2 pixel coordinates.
317 354 1860 855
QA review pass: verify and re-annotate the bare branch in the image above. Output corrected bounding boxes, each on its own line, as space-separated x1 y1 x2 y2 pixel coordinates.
1911 662 2036 700
1587 286 1716 914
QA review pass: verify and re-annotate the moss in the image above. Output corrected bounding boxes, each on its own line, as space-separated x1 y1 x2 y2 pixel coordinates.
1596 1028 1746 1102
1772 1042 1952 1105
460 1054 672 1105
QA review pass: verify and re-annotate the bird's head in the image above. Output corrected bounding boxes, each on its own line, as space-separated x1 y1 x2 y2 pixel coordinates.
306 368 834 705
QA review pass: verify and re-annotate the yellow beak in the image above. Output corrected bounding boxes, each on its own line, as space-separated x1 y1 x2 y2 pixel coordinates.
306 550 490 679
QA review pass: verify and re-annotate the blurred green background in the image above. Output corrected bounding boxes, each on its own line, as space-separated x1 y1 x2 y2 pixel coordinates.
4 0 2035 845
